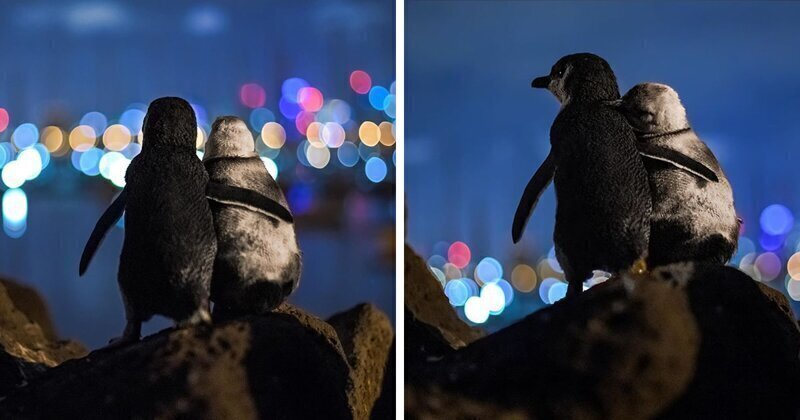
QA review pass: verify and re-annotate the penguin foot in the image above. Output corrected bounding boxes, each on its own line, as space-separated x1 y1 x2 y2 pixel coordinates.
105 321 141 349
178 308 212 328
630 258 649 275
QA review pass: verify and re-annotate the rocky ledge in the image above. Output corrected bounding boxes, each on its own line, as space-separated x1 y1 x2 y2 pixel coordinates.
0 279 394 420
405 245 800 419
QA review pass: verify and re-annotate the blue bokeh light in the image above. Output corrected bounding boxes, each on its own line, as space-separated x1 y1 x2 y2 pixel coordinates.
445 279 469 306
760 204 794 236
365 156 387 183
368 86 389 110
12 123 39 149
337 142 359 167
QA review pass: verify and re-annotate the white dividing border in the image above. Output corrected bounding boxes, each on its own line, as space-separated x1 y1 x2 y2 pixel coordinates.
395 0 405 417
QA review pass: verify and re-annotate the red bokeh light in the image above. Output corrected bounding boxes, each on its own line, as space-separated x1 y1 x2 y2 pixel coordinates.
0 108 9 133
297 87 324 112
448 241 471 269
240 83 266 108
349 70 372 94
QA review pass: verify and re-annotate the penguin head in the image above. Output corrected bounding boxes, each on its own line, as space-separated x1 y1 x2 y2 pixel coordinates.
203 116 258 160
611 83 689 134
141 97 197 150
532 53 620 104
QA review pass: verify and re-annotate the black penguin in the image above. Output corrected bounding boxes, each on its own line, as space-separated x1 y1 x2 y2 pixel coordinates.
610 82 739 266
79 97 216 344
514 53 652 297
202 116 301 318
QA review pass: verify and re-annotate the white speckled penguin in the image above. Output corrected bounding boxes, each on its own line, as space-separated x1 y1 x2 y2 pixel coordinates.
203 116 301 318
611 82 739 267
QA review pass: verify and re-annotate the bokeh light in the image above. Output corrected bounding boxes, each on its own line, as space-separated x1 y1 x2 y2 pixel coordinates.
305 143 331 169
103 124 132 151
261 122 286 149
760 204 794 236
79 147 104 176
754 252 782 281
282 78 310 103
16 149 43 180
787 252 800 280
378 121 395 146
1 161 26 189
429 266 447 287
240 83 266 108
368 86 389 110
119 107 146 135
297 87 323 112
41 126 65 155
475 257 503 284
547 282 568 304
349 70 372 94
365 156 387 183
480 282 505 314
261 157 278 179
511 264 537 292
2 188 27 238
279 97 302 119
80 112 108 138
444 279 469 306
69 125 97 151
0 108 9 133
464 296 489 324
447 241 471 269
337 142 359 167
322 122 346 148
249 108 275 131
11 123 39 150
359 121 380 146
538 278 560 304
196 127 206 149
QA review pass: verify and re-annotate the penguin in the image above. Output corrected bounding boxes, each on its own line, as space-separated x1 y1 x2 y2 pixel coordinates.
202 116 301 318
512 53 653 297
79 97 216 344
607 82 739 266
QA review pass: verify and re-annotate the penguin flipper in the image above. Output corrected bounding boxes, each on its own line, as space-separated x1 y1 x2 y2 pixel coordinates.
79 188 127 276
637 143 719 183
206 181 294 223
512 152 556 243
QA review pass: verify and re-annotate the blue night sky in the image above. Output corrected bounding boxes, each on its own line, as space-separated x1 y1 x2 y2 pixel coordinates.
406 1 800 326
0 0 395 348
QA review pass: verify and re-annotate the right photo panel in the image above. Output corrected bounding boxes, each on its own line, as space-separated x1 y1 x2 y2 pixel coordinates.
404 1 800 418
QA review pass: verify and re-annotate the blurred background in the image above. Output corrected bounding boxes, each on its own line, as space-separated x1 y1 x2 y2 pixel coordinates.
0 0 395 348
406 1 800 331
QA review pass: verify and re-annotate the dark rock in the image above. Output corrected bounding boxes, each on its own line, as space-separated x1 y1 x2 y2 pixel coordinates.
0 303 395 419
0 278 58 341
0 280 87 396
658 264 800 419
370 339 395 420
407 260 800 419
405 244 483 364
408 270 699 419
328 303 395 419
406 385 527 420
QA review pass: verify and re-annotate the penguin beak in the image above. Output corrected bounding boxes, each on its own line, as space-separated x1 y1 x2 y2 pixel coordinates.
531 76 550 89
604 99 623 108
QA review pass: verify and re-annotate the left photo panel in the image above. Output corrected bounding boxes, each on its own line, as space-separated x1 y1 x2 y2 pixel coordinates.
0 1 396 418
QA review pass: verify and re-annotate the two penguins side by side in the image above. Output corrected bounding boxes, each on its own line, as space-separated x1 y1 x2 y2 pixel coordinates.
513 53 738 296
79 98 300 344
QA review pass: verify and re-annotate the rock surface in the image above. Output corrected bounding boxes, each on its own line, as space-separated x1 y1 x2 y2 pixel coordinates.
405 244 483 366
0 298 394 419
328 303 395 419
0 279 87 395
405 244 800 419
